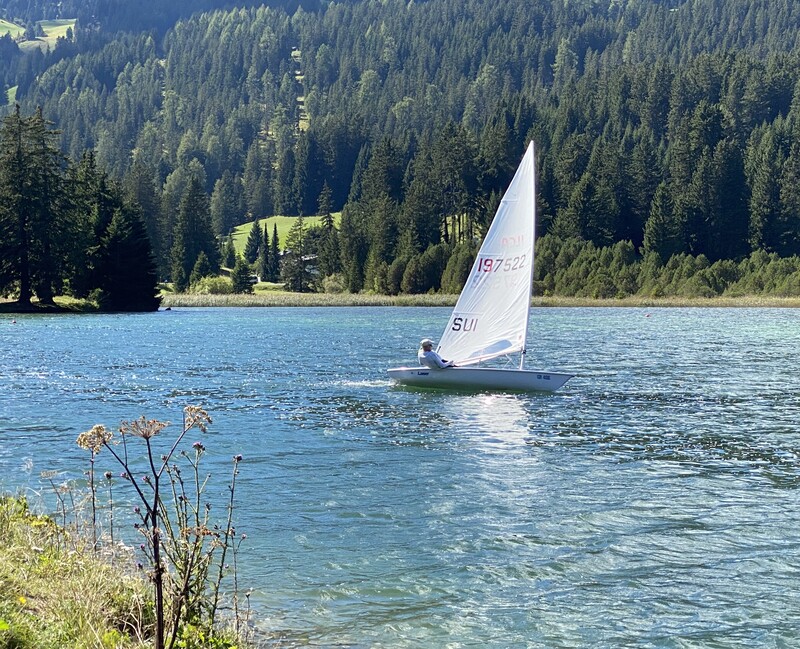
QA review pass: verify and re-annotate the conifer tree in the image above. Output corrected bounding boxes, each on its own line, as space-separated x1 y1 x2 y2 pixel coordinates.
230 255 254 294
316 182 341 276
222 234 236 269
643 182 683 261
243 217 261 263
0 106 67 307
268 222 280 281
256 223 270 281
210 171 239 236
95 205 161 311
281 216 313 291
170 177 219 292
189 251 213 287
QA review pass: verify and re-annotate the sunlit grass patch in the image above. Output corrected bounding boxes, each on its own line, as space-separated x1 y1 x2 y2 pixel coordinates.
230 213 341 252
0 495 152 649
0 19 24 38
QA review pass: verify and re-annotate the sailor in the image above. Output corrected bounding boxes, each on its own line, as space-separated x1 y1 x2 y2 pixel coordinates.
418 339 456 369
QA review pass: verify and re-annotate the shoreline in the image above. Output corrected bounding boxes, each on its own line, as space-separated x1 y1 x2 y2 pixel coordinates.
3 293 800 313
160 293 800 308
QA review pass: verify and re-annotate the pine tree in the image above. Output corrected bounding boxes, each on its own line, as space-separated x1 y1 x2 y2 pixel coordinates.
95 206 161 311
222 234 237 269
316 182 340 276
243 217 262 263
189 251 213 287
643 182 683 261
0 107 67 307
281 216 313 291
230 255 254 294
256 223 270 281
170 177 219 292
268 222 281 281
210 171 240 236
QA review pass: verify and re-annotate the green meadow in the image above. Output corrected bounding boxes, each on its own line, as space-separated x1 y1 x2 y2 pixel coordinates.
0 19 24 38
14 19 76 52
230 213 341 253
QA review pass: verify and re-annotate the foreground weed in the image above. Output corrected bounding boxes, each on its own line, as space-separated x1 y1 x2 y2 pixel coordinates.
77 405 246 649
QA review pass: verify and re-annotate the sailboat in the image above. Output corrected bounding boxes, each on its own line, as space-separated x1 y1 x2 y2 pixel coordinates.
387 141 573 392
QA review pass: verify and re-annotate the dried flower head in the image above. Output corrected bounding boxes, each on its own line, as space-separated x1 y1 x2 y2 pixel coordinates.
119 416 169 440
192 441 205 452
76 425 113 453
184 405 211 432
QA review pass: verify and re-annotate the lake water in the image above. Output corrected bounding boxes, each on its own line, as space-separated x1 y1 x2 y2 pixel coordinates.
2 306 800 647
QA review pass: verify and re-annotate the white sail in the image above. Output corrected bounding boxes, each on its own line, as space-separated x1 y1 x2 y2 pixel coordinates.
437 141 536 366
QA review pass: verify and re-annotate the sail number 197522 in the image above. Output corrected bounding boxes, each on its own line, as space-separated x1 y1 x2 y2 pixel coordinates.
476 255 527 273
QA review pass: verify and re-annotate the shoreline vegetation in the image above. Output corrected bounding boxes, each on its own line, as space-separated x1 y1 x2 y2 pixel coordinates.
158 292 800 309
0 494 154 648
1 406 253 649
4 292 800 313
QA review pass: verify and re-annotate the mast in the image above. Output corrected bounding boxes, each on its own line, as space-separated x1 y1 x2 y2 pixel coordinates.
519 141 536 370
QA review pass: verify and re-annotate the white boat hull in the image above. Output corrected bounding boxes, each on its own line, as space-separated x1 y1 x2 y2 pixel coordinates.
387 366 573 392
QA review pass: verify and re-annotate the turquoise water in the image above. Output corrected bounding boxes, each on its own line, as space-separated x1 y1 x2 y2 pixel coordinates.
2 306 800 647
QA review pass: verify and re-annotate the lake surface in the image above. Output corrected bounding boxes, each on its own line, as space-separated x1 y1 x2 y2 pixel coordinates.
2 306 800 647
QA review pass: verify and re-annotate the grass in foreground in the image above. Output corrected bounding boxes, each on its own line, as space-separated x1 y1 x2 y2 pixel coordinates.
0 495 152 649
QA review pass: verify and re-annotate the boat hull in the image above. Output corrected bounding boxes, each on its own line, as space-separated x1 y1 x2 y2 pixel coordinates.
387 366 573 392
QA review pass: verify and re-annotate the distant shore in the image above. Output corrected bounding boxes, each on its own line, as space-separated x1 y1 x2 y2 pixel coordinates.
3 293 800 313
160 293 800 308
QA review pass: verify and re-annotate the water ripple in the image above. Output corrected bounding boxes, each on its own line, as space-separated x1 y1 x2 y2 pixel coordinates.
2 307 800 647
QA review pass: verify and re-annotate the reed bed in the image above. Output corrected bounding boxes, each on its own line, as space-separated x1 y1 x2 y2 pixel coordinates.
161 292 460 307
530 295 800 308
161 292 800 309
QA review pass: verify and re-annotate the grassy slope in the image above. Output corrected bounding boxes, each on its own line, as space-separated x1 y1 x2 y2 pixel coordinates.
0 497 152 649
14 18 76 52
0 19 24 38
230 213 341 254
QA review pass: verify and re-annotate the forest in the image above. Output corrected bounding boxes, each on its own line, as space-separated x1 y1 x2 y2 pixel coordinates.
4 0 800 306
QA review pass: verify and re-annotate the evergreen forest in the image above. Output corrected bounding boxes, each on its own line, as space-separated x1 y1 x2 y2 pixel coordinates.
4 0 800 305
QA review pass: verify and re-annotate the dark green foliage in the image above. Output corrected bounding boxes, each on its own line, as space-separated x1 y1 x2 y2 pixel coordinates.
256 224 270 282
268 223 281 282
230 255 254 294
8 0 800 296
643 183 683 262
222 234 236 269
315 182 342 277
189 251 213 287
0 108 160 310
400 243 450 294
441 242 477 294
94 206 161 311
170 177 220 292
0 107 68 305
281 216 314 292
243 218 261 264
210 172 241 237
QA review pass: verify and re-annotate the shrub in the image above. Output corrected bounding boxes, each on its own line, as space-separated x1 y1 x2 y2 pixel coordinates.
190 276 233 294
320 273 346 294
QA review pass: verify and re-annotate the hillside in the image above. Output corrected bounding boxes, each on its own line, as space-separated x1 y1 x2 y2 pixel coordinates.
4 0 800 299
